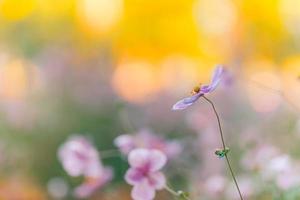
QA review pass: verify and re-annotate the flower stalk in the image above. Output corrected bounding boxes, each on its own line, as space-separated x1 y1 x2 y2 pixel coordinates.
164 185 191 200
203 95 244 200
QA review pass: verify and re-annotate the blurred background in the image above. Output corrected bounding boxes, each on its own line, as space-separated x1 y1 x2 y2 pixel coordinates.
0 0 300 199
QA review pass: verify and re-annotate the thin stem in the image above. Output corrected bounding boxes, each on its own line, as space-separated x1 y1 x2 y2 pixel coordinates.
165 185 178 196
99 149 121 159
164 185 191 200
203 96 244 200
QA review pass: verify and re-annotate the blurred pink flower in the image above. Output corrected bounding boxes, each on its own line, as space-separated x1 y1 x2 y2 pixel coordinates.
114 129 181 159
276 168 300 190
242 144 300 191
74 167 113 198
125 148 167 200
58 135 113 198
114 134 135 155
266 155 300 190
267 155 291 174
58 136 102 177
241 144 279 171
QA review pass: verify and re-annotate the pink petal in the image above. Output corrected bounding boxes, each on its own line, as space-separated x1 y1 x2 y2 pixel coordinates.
172 93 203 110
128 149 167 172
128 148 150 169
201 65 224 93
114 134 135 155
73 167 113 198
58 135 101 177
148 172 166 190
125 168 145 185
74 182 96 198
211 65 224 86
148 150 167 172
132 180 156 200
84 160 103 177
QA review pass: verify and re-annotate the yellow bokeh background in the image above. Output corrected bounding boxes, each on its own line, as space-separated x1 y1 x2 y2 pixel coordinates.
0 0 299 104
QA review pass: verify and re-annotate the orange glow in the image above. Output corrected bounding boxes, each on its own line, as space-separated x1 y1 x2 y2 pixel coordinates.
0 176 46 199
112 61 161 103
0 58 38 101
194 0 237 36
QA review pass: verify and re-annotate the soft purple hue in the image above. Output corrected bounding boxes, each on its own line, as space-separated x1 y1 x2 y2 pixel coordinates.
74 167 113 198
172 65 224 110
58 135 102 177
114 134 136 155
114 129 181 159
125 148 167 200
58 135 113 197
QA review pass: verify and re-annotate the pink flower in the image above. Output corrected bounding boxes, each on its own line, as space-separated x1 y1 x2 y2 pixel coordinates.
74 167 113 198
125 148 167 200
114 129 181 159
58 135 113 198
58 135 102 177
276 168 300 190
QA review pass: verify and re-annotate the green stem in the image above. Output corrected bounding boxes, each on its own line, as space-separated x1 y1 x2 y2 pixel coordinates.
164 185 191 200
203 96 244 200
99 149 121 158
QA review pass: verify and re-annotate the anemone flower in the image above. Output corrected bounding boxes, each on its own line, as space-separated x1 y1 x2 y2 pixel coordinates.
172 65 224 110
58 135 102 177
58 135 113 197
125 148 167 200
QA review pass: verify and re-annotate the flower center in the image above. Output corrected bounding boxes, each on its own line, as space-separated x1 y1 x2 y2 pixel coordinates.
191 85 201 95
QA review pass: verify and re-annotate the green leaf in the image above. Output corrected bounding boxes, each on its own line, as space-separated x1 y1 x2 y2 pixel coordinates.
215 147 230 158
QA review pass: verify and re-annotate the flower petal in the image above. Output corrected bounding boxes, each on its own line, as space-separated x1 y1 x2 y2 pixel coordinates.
74 167 113 198
128 148 150 169
199 84 211 93
58 135 101 177
125 168 145 185
132 180 156 200
201 65 224 93
172 93 203 110
148 150 167 172
148 171 166 189
114 134 135 155
74 181 96 198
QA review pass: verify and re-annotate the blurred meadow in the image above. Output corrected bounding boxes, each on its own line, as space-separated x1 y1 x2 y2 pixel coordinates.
0 0 300 199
